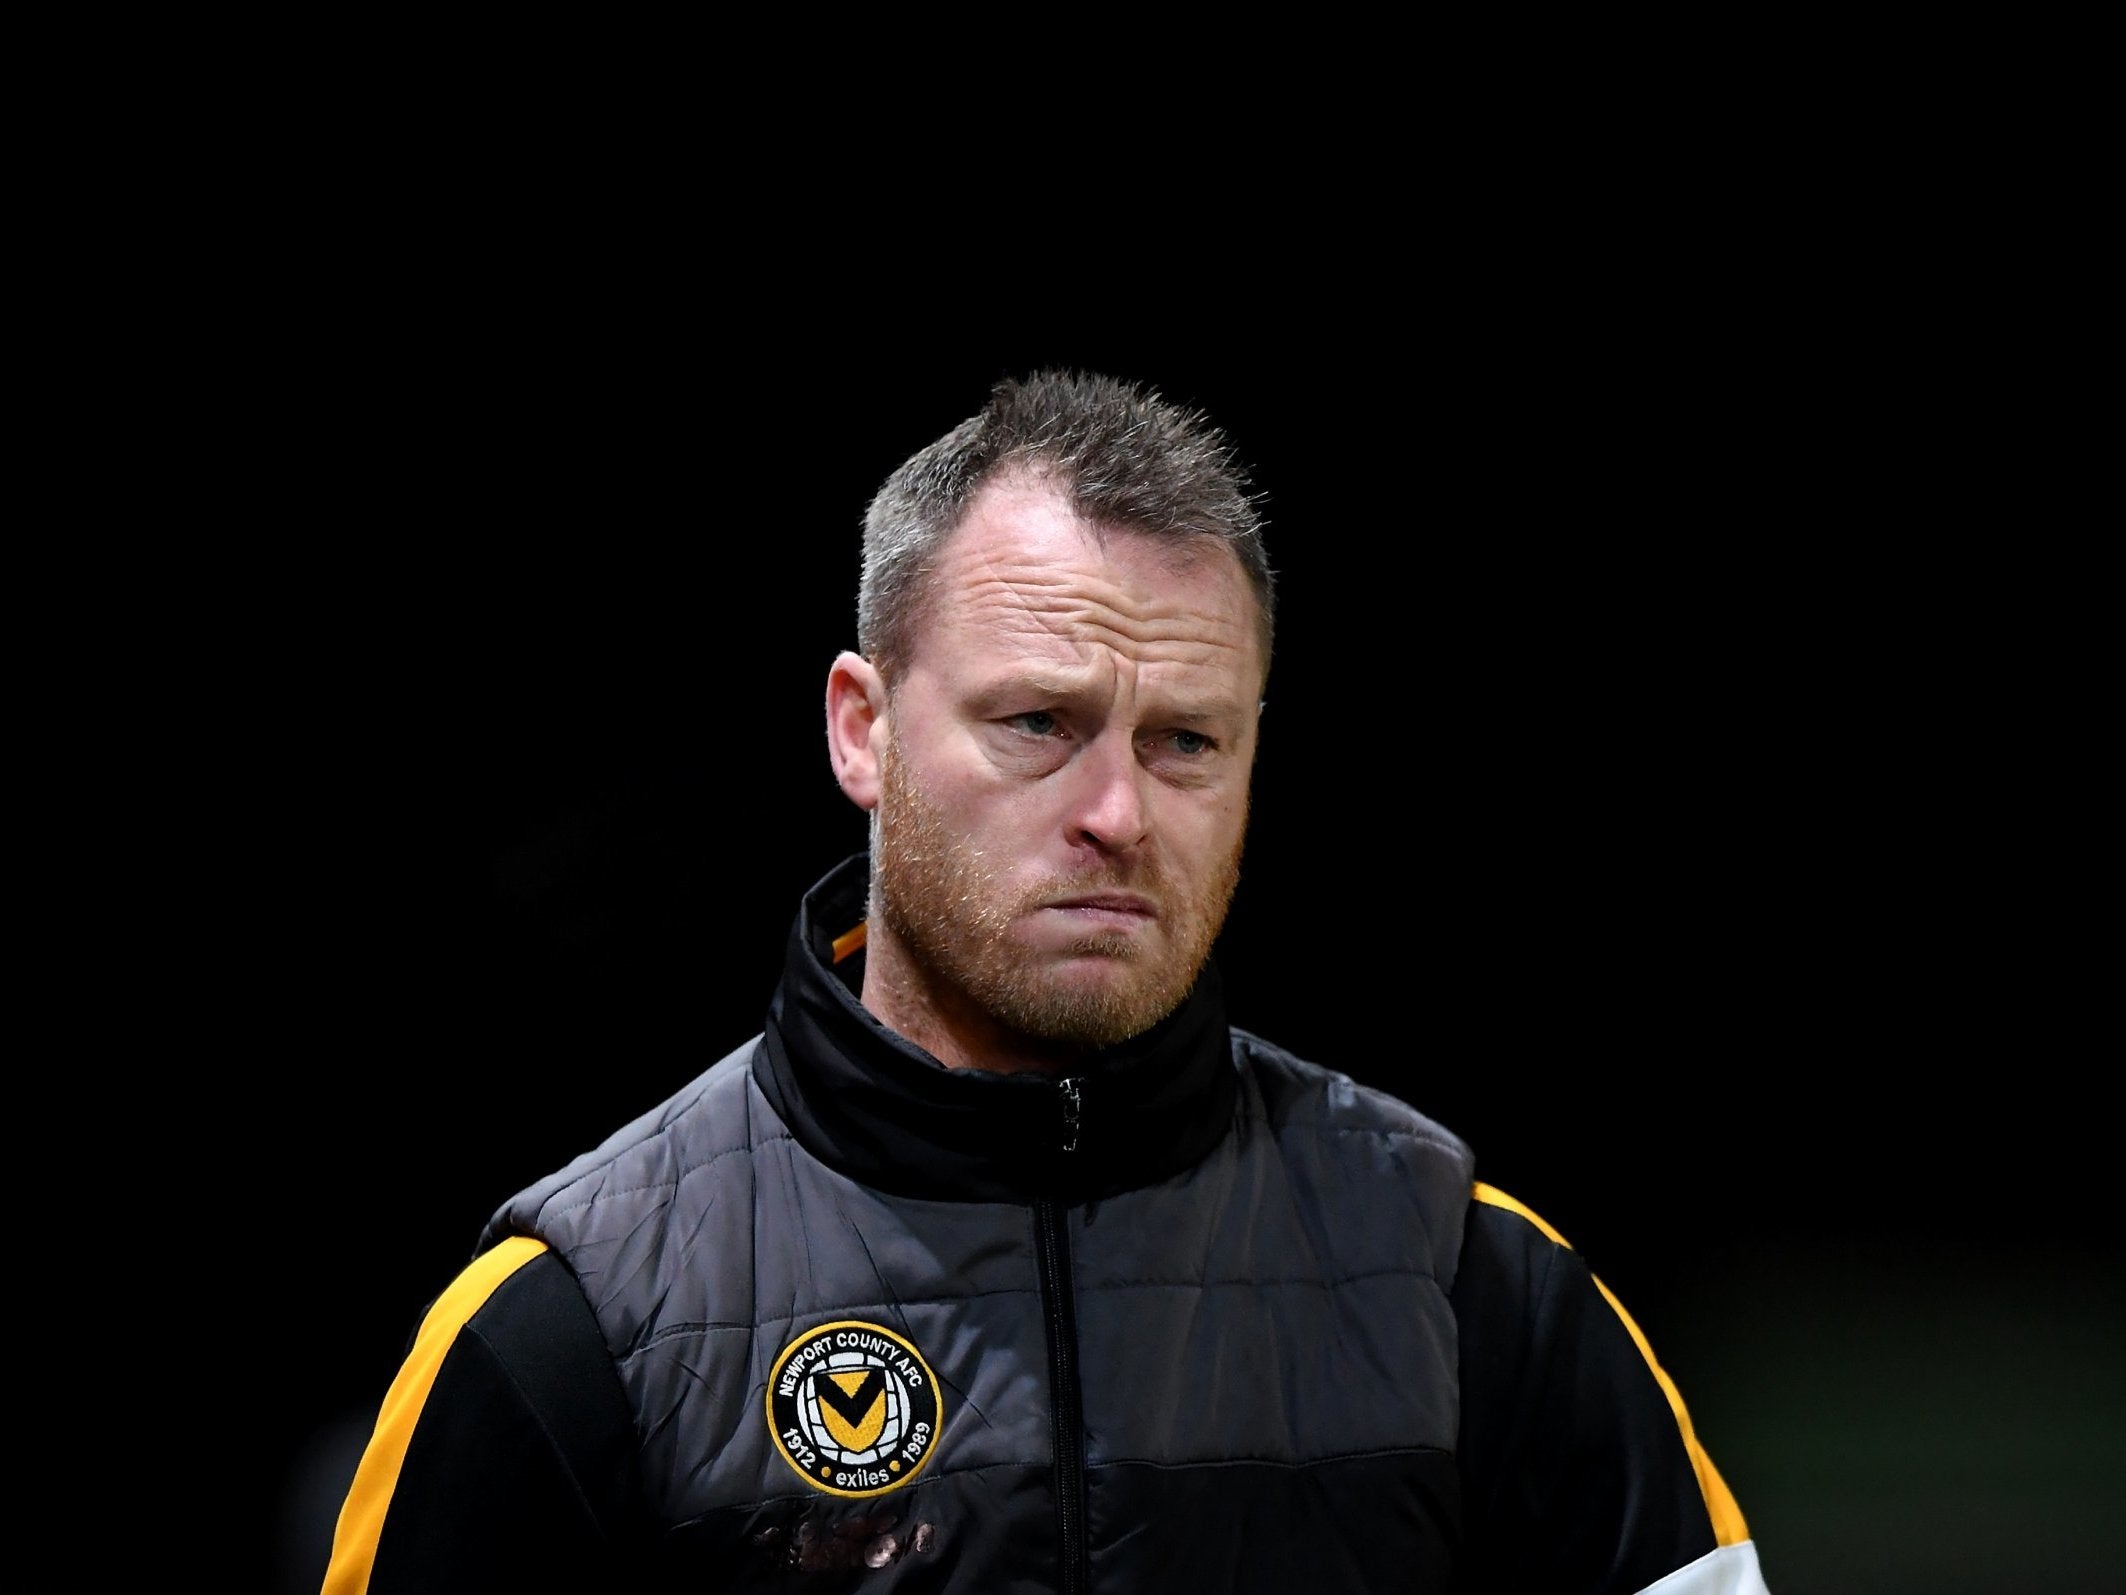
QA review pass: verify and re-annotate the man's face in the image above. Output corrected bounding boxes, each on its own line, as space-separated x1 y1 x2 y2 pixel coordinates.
870 476 1263 1050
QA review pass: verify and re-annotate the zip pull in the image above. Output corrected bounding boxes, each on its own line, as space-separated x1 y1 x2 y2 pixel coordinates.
1058 1076 1082 1153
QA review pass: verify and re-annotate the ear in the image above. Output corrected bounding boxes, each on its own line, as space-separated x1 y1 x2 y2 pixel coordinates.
826 650 888 811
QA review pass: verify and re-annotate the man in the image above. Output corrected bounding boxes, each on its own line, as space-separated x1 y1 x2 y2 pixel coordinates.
322 370 1771 1592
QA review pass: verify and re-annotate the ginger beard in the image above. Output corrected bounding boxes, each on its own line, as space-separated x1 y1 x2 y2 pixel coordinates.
871 727 1244 1048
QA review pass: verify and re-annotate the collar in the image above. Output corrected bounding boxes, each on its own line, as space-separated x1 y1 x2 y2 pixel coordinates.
754 853 1239 1203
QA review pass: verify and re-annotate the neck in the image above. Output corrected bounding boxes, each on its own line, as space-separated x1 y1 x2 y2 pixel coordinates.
859 924 1090 1077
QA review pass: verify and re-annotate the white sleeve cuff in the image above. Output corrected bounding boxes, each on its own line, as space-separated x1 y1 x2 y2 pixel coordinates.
1635 1540 1771 1595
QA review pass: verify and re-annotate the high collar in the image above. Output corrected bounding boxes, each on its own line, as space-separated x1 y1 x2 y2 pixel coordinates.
754 853 1239 1204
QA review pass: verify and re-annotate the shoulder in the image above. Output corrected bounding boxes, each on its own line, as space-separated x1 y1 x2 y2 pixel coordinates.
1453 1182 1626 1381
481 1037 775 1249
1227 1027 1478 1254
1231 1025 1475 1165
1452 1183 1760 1589
415 1239 620 1392
326 1240 645 1590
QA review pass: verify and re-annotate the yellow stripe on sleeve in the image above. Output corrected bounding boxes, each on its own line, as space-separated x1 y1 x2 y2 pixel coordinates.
1473 1180 1573 1248
321 1235 550 1595
1471 1183 1751 1547
1590 1272 1752 1546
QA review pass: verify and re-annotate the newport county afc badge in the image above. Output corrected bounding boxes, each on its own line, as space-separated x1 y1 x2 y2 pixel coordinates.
767 1320 943 1497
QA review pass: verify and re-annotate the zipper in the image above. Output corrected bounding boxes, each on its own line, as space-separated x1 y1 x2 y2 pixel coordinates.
1035 1198 1087 1595
1057 1075 1082 1152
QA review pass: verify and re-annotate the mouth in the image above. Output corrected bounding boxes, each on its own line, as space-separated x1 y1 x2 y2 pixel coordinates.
1040 892 1157 925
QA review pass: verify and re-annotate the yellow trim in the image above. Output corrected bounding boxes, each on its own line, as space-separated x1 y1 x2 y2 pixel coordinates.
321 1236 550 1595
831 921 867 964
1591 1274 1752 1546
1470 1183 1750 1547
1473 1180 1573 1248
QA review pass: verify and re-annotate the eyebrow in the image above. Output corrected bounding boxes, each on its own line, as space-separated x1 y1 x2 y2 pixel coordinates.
968 673 1248 726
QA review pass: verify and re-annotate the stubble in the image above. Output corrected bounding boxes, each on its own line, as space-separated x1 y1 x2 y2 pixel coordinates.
870 730 1243 1048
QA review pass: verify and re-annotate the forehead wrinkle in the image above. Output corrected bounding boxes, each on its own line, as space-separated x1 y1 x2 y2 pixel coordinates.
928 492 1263 691
956 564 1248 674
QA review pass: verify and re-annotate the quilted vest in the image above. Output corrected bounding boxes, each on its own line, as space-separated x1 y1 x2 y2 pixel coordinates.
484 855 1477 1590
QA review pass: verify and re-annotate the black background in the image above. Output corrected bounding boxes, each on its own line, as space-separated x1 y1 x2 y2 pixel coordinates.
231 227 2115 1594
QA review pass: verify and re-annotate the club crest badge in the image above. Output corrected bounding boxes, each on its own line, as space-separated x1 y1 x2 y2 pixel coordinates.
767 1319 943 1497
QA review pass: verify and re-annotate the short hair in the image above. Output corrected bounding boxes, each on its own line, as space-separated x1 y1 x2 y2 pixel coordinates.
858 369 1275 687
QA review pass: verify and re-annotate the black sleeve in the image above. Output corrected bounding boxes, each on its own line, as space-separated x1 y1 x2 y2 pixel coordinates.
322 1241 649 1595
1452 1191 1739 1593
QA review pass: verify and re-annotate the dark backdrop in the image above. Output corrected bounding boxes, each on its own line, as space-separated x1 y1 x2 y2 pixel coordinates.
244 321 2117 1593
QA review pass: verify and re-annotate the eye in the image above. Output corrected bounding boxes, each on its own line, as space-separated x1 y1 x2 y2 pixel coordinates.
1006 710 1065 738
1167 730 1216 757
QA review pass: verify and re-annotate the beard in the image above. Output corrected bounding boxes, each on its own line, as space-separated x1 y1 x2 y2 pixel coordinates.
870 730 1243 1048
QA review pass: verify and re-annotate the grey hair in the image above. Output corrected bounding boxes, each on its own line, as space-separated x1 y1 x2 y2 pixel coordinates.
857 369 1275 687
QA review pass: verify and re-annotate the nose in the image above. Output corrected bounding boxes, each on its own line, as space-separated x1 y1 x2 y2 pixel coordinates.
1066 732 1150 855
